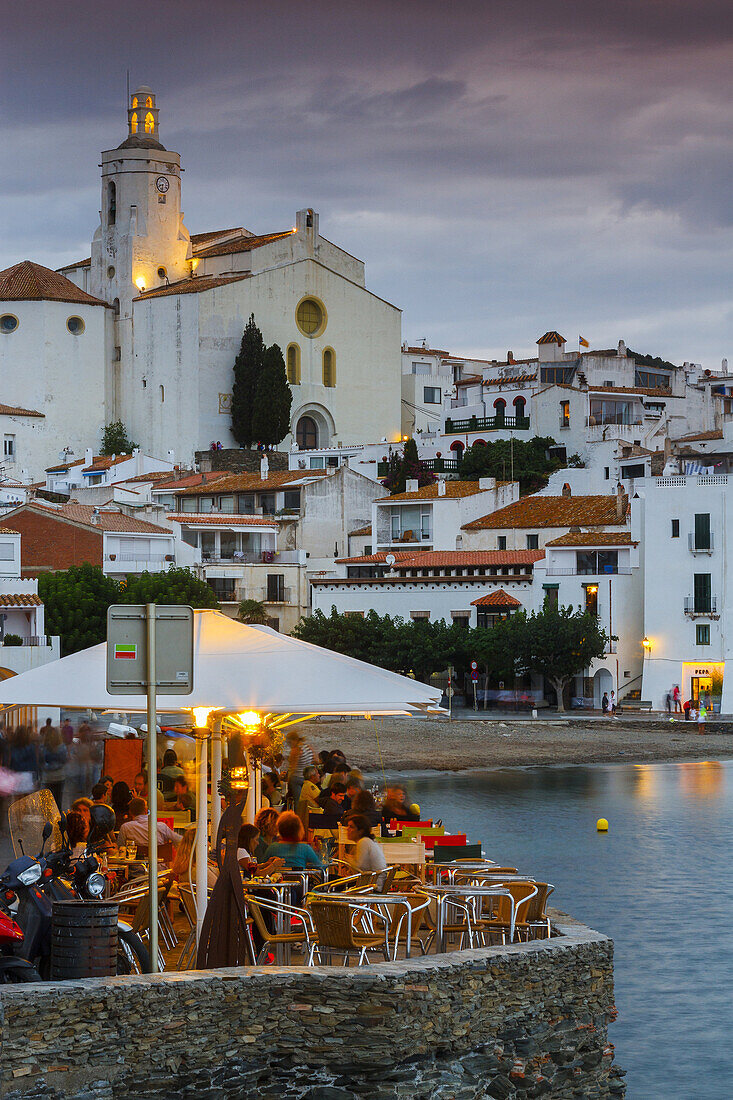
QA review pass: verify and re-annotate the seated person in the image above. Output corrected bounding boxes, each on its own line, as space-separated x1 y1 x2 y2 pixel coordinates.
263 811 324 871
158 749 185 799
171 825 218 889
91 781 108 806
381 784 420 825
168 776 195 821
254 808 279 862
343 814 388 874
317 781 347 819
261 771 283 810
343 788 381 828
133 772 148 799
69 797 93 831
65 810 90 860
118 797 183 852
237 823 285 876
345 778 364 811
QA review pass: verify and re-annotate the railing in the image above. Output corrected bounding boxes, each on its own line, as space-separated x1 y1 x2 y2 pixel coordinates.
444 414 530 433
688 532 714 554
106 555 170 563
252 587 294 605
656 476 686 487
684 596 718 616
585 417 642 427
201 551 278 564
376 457 458 478
389 532 432 544
545 567 632 576
699 475 728 485
104 557 172 572
2 636 51 647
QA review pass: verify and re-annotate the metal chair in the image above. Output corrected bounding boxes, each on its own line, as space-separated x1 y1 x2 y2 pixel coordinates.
519 882 555 940
307 896 389 966
245 892 317 966
475 882 537 945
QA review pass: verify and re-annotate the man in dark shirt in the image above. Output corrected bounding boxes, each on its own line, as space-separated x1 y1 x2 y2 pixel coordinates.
317 782 347 820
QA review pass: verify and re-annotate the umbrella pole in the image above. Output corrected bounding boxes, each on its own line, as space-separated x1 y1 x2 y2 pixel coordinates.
211 718 222 844
146 604 158 974
195 728 208 941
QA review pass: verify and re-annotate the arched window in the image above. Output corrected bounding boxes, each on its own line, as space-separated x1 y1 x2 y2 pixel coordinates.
286 344 301 385
113 298 120 318
494 397 506 424
144 112 155 134
296 416 318 449
450 440 464 459
513 395 526 419
132 96 138 108
145 96 153 108
322 348 336 388
474 439 486 447
130 112 138 133
107 182 116 226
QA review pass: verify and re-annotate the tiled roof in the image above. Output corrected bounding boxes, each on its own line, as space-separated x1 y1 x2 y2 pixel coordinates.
674 429 724 443
454 376 484 389
0 593 41 607
0 404 44 418
45 458 86 473
462 493 627 530
589 385 671 397
336 552 422 565
192 230 294 259
455 372 537 389
83 454 131 474
168 513 278 526
0 261 109 307
189 227 247 246
135 274 250 301
34 502 170 534
349 524 372 538
380 481 498 502
114 470 180 485
471 589 522 608
537 331 566 345
545 532 636 547
58 257 91 270
175 470 330 496
403 346 452 357
152 471 231 491
396 550 544 568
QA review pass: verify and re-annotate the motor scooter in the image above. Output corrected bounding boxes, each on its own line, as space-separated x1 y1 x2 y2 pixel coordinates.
0 859 42 983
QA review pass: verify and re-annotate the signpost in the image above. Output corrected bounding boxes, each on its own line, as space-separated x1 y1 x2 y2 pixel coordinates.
470 660 478 711
106 605 194 971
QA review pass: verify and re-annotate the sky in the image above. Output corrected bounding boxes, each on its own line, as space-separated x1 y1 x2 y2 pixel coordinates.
1 0 732 365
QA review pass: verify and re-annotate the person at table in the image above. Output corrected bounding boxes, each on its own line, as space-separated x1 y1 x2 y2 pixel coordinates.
65 809 89 860
344 789 382 828
237 823 286 875
171 825 218 889
297 766 322 817
317 781 347 820
343 815 388 874
118 797 182 852
261 771 283 810
169 776 195 820
158 749 185 799
69 797 93 831
254 808 279 862
264 811 324 872
133 772 148 799
111 781 133 829
381 784 420 825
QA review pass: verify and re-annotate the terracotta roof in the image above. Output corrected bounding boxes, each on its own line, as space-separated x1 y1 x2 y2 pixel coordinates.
537 331 566 345
0 404 44 418
462 493 627 530
35 502 170 534
114 470 180 485
192 230 294 259
83 454 132 474
396 550 544 568
0 261 109 307
349 524 372 538
45 458 86 473
58 257 91 270
454 375 484 388
403 346 452 357
0 593 41 607
189 228 247 246
152 471 231 491
135 274 250 301
336 552 417 565
380 481 498 502
168 513 278 527
545 532 636 547
673 429 724 443
471 590 522 608
589 386 671 397
454 372 537 389
175 470 330 496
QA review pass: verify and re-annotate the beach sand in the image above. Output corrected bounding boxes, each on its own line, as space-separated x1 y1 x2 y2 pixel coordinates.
299 714 733 772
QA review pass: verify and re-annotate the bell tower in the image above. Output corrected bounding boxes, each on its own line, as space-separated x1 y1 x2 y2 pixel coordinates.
91 85 191 415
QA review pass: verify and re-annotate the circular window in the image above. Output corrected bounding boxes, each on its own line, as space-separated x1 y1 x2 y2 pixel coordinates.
296 297 326 337
66 316 85 335
157 266 167 280
0 315 18 334
107 266 115 279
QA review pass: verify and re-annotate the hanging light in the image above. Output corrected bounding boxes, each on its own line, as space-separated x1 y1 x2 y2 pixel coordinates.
192 707 213 728
237 710 261 728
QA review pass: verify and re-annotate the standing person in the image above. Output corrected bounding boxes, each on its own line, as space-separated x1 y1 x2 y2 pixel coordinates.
61 718 74 746
698 703 707 736
601 692 609 716
673 685 682 713
42 723 68 810
7 726 38 792
610 690 617 717
665 691 672 715
683 699 692 721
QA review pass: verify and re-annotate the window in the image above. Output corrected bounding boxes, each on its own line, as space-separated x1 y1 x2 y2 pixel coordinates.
584 584 599 615
589 399 636 425
604 467 610 480
283 489 301 511
0 542 14 561
0 315 18 334
160 385 165 403
513 396 527 420
237 494 255 513
541 365 574 384
260 493 276 514
694 573 712 614
66 316 85 335
696 624 711 646
157 266 167 281
130 112 138 133
559 400 570 428
3 436 14 459
344 611 365 619
132 96 138 108
322 348 336 387
543 584 559 609
207 577 236 601
286 344 301 385
144 112 155 134
296 416 318 449
424 386 441 404
450 611 470 628
267 574 285 602
526 534 539 550
577 550 618 575
296 297 325 337
694 513 711 551
107 183 116 226
145 96 152 108
671 519 680 538
113 298 120 317
309 456 325 469
497 535 507 550
410 362 431 376
635 369 671 390
493 398 506 423
218 495 235 513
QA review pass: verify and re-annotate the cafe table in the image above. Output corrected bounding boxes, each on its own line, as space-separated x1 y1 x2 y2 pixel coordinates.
422 884 515 952
242 877 300 964
425 859 496 885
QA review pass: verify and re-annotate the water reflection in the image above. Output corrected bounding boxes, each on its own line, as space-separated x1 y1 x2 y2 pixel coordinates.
413 760 733 1100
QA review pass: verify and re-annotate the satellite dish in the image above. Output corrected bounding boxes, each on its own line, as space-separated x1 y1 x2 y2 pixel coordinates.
385 553 396 567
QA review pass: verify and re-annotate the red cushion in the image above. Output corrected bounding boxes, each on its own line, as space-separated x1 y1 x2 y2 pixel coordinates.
389 820 433 831
433 834 467 847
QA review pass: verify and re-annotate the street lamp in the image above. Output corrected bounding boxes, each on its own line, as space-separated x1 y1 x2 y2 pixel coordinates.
642 636 651 653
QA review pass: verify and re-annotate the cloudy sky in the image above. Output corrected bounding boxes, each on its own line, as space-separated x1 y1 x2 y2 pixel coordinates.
2 0 732 364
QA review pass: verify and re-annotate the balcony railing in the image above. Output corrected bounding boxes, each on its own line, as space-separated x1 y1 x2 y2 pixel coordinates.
545 567 632 576
684 596 718 617
201 551 278 564
2 636 52 647
444 414 530 433
688 532 714 554
253 587 294 605
377 457 458 478
105 557 172 572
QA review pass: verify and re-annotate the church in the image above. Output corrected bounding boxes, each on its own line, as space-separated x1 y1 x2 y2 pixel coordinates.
0 87 403 480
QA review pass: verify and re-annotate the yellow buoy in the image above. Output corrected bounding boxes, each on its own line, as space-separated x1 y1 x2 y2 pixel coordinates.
410 804 420 816
597 818 609 832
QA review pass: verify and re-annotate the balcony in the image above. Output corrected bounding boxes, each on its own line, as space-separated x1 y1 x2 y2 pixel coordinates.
377 457 458 478
444 414 530 433
201 551 279 565
684 596 718 618
1 635 52 647
545 567 632 577
252 587 295 605
105 556 172 573
688 532 714 554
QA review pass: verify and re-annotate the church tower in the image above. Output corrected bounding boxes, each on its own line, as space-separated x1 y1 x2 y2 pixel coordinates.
90 86 190 414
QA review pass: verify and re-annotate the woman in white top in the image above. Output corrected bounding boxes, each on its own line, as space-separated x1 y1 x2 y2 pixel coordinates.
345 815 387 873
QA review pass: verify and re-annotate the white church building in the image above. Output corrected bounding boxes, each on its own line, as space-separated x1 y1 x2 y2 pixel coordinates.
0 86 403 480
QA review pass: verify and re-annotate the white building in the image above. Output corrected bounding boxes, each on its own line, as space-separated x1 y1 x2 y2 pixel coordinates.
45 448 175 496
373 477 519 553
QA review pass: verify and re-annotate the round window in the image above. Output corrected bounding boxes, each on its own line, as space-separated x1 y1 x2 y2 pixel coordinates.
0 315 18 334
107 266 115 279
296 297 326 337
66 316 85 335
157 266 167 280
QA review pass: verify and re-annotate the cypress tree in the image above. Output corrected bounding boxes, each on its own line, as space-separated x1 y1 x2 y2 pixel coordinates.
251 343 293 446
231 314 265 447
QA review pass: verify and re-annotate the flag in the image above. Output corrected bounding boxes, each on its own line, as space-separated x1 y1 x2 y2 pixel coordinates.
579 335 589 348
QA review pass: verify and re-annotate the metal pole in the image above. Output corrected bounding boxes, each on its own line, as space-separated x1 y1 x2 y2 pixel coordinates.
195 727 208 942
146 603 158 973
211 717 222 845
448 664 453 722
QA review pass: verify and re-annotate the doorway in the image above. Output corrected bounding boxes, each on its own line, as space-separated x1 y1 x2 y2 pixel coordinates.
691 675 712 707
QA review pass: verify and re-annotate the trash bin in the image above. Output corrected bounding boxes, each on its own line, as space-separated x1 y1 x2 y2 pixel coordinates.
51 900 118 979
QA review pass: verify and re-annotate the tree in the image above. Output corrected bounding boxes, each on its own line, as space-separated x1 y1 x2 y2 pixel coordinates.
251 344 293 446
231 314 265 448
458 436 564 495
38 564 120 656
237 599 272 625
121 568 219 609
101 421 137 456
512 604 609 713
381 438 436 495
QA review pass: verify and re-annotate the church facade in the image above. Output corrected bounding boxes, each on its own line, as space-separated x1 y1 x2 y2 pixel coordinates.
0 86 403 480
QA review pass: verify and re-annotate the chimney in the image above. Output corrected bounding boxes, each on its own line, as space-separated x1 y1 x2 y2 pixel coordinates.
616 485 626 521
90 508 100 526
260 453 269 481
723 358 729 374
437 479 447 496
562 483 572 498
478 477 496 491
85 447 93 467
618 340 627 356
134 447 142 475
406 478 419 493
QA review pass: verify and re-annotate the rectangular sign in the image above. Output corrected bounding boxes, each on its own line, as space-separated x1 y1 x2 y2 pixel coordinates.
106 604 194 696
114 644 137 660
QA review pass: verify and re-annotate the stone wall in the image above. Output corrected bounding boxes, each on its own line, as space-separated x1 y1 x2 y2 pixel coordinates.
0 913 625 1099
195 448 289 474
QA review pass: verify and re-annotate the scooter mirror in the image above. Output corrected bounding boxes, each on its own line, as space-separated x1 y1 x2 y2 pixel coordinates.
58 813 67 834
42 822 53 840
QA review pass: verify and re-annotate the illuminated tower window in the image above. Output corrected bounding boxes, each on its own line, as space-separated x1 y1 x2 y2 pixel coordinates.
132 96 138 108
144 112 155 134
130 112 138 133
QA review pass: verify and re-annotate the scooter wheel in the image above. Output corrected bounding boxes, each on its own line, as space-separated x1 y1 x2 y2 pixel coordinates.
117 930 151 974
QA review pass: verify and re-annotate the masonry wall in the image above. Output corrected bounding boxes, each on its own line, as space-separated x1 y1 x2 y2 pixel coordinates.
8 509 102 574
0 914 624 1100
